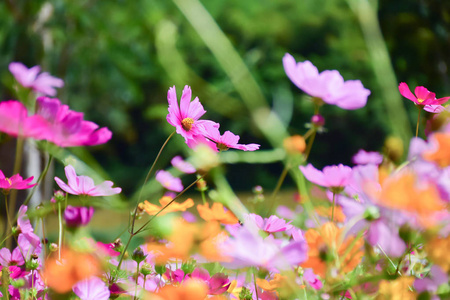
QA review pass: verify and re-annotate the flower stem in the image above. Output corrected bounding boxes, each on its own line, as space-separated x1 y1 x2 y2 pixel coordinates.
415 107 423 138
58 202 63 260
331 192 336 222
23 155 53 208
304 129 317 161
252 267 259 300
266 162 290 216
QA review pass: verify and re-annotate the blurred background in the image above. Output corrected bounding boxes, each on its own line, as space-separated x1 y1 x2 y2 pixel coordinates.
0 0 449 198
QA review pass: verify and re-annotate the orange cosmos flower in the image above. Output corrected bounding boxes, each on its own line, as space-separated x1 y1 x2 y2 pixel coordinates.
316 205 346 223
283 135 306 154
197 202 239 224
426 235 450 272
423 132 450 167
301 222 363 277
141 196 194 216
377 276 416 300
375 172 445 226
43 248 102 293
148 279 209 300
256 273 287 292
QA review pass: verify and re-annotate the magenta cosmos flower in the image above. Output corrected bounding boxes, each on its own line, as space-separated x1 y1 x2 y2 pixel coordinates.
201 123 260 151
0 170 36 192
300 164 352 190
64 205 95 227
283 53 370 110
166 85 218 149
54 165 121 196
9 62 64 96
36 97 112 147
0 100 48 139
399 83 450 109
155 170 183 192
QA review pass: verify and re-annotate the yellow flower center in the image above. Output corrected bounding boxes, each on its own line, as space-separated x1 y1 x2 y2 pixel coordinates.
6 178 12 186
417 98 424 103
182 118 195 131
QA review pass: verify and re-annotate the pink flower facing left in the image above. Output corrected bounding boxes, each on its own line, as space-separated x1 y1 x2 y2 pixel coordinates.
0 170 36 193
201 123 260 152
36 97 112 147
166 85 218 149
9 62 64 96
0 101 49 139
399 82 450 113
283 53 370 110
155 170 183 192
300 163 352 192
54 165 121 196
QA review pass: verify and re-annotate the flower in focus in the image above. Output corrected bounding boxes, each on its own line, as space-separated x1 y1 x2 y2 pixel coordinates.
43 248 102 293
54 164 121 196
155 170 183 192
9 62 64 96
352 149 383 165
398 82 449 109
0 100 49 139
72 276 110 300
300 164 352 192
201 123 260 151
197 202 239 224
283 53 370 110
141 196 194 216
171 156 196 174
36 97 112 147
166 85 218 149
301 222 363 277
64 206 95 227
0 170 36 192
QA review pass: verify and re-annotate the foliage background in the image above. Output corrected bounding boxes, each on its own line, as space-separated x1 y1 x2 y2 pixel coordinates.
0 0 449 197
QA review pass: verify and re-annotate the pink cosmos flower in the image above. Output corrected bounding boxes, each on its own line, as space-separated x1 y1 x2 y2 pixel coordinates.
248 213 293 233
398 83 450 108
166 85 218 149
155 170 183 192
171 156 196 174
0 100 49 139
300 164 352 190
283 53 370 110
73 276 110 300
9 62 64 96
201 123 260 151
54 165 122 196
36 97 112 147
0 247 25 267
96 242 120 257
17 206 41 250
352 149 383 165
0 170 36 191
189 268 231 295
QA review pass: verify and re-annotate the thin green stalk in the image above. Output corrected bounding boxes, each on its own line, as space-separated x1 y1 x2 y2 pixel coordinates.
331 192 336 222
304 129 317 161
4 194 14 246
134 261 140 300
116 233 133 272
58 202 63 261
23 155 54 207
416 107 423 138
252 267 259 300
266 163 290 216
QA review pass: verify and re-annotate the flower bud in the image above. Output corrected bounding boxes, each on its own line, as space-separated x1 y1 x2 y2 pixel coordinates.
140 263 152 276
131 247 147 264
196 177 208 192
181 259 197 275
64 206 94 227
52 190 66 203
311 114 325 127
363 206 380 221
154 265 166 275
49 243 59 252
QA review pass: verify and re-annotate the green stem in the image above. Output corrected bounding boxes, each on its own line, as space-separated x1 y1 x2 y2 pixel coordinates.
304 129 317 161
134 261 140 300
416 107 423 138
303 128 315 140
253 267 259 300
23 155 54 208
116 233 133 272
3 194 14 247
331 192 336 222
58 202 63 260
266 162 290 216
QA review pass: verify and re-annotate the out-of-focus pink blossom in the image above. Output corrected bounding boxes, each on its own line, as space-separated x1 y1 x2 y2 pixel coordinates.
171 156 196 174
300 164 352 190
399 82 449 107
54 165 121 196
96 242 120 257
64 206 95 227
0 247 25 267
303 269 323 290
9 62 64 96
73 276 110 300
166 85 218 149
36 97 112 147
283 53 370 110
201 123 260 151
190 268 230 295
248 214 293 233
0 101 49 139
352 149 383 165
155 170 183 192
0 171 36 192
